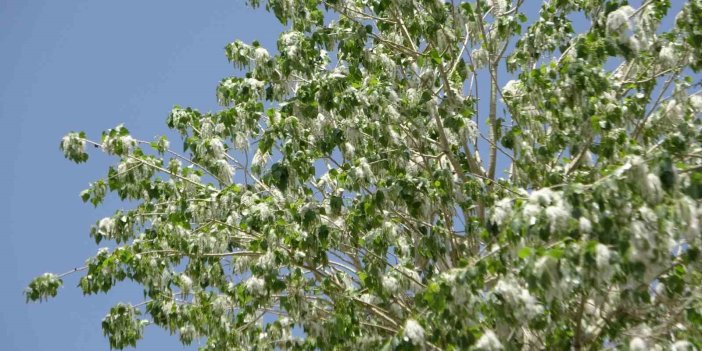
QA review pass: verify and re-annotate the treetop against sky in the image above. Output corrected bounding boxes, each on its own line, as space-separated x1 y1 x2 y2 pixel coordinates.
23 0 702 350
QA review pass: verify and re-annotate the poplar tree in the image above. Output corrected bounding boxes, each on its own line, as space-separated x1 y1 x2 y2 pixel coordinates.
27 0 702 349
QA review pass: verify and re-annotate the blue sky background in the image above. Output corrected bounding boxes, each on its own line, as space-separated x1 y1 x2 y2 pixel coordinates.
0 1 280 349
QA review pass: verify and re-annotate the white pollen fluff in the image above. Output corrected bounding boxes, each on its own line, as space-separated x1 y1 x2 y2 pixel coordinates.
280 31 303 58
607 6 634 34
253 203 272 221
245 78 264 90
254 47 269 62
61 135 75 150
491 198 513 226
353 166 365 180
671 340 693 351
180 274 193 292
221 79 236 90
690 95 702 113
659 44 676 67
534 256 555 278
343 142 355 158
494 277 544 319
360 293 378 305
471 47 490 68
629 337 647 351
486 0 507 15
664 99 683 122
630 220 655 263
644 173 663 204
398 266 422 292
627 36 641 52
545 205 570 232
680 197 700 241
329 67 347 79
252 149 270 169
595 244 611 270
245 276 265 295
120 135 136 149
475 329 503 350
502 80 523 97
639 206 658 224
293 250 306 261
257 251 276 270
528 188 557 206
579 217 592 234
98 217 115 237
209 138 226 159
403 319 425 345
523 203 541 226
215 159 234 184
382 275 400 294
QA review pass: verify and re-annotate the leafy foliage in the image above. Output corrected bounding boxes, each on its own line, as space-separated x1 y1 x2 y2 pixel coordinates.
102 304 148 349
28 0 702 349
25 273 62 302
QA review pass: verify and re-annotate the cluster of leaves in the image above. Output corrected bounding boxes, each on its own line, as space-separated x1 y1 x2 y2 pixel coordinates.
28 0 702 350
25 273 62 302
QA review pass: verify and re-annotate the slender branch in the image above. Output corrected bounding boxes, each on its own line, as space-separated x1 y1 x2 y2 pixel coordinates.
83 139 207 189
573 291 588 350
633 69 679 139
487 66 498 181
58 266 88 278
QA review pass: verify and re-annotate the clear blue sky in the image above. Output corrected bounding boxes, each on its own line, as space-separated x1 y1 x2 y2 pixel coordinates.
0 1 280 349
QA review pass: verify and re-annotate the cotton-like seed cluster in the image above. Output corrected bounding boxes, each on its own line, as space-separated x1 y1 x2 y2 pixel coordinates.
397 266 422 292
629 337 647 351
502 80 524 97
690 95 702 113
101 127 137 156
257 251 276 270
244 77 264 91
659 44 677 68
381 274 400 294
475 329 503 350
214 159 234 184
60 132 87 160
245 276 265 295
403 319 424 345
251 202 273 221
679 197 700 243
486 0 507 16
606 6 634 35
664 99 684 124
494 276 544 319
579 217 592 234
491 198 513 226
179 274 193 293
523 188 570 232
629 217 657 264
280 31 304 59
252 148 270 170
471 47 490 68
594 243 615 281
97 217 116 238
169 107 191 129
671 340 694 351
253 47 269 64
595 244 611 270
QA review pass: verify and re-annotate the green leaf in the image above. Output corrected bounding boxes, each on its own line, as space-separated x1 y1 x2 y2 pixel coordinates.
518 247 534 259
25 273 63 302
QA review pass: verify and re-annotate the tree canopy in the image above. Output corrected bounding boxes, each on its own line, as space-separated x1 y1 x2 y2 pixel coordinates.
27 0 702 349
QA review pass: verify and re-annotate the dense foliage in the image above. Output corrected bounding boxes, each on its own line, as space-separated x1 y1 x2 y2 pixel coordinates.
27 0 702 349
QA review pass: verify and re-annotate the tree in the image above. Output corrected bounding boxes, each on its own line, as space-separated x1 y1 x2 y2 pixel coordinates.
26 0 702 349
